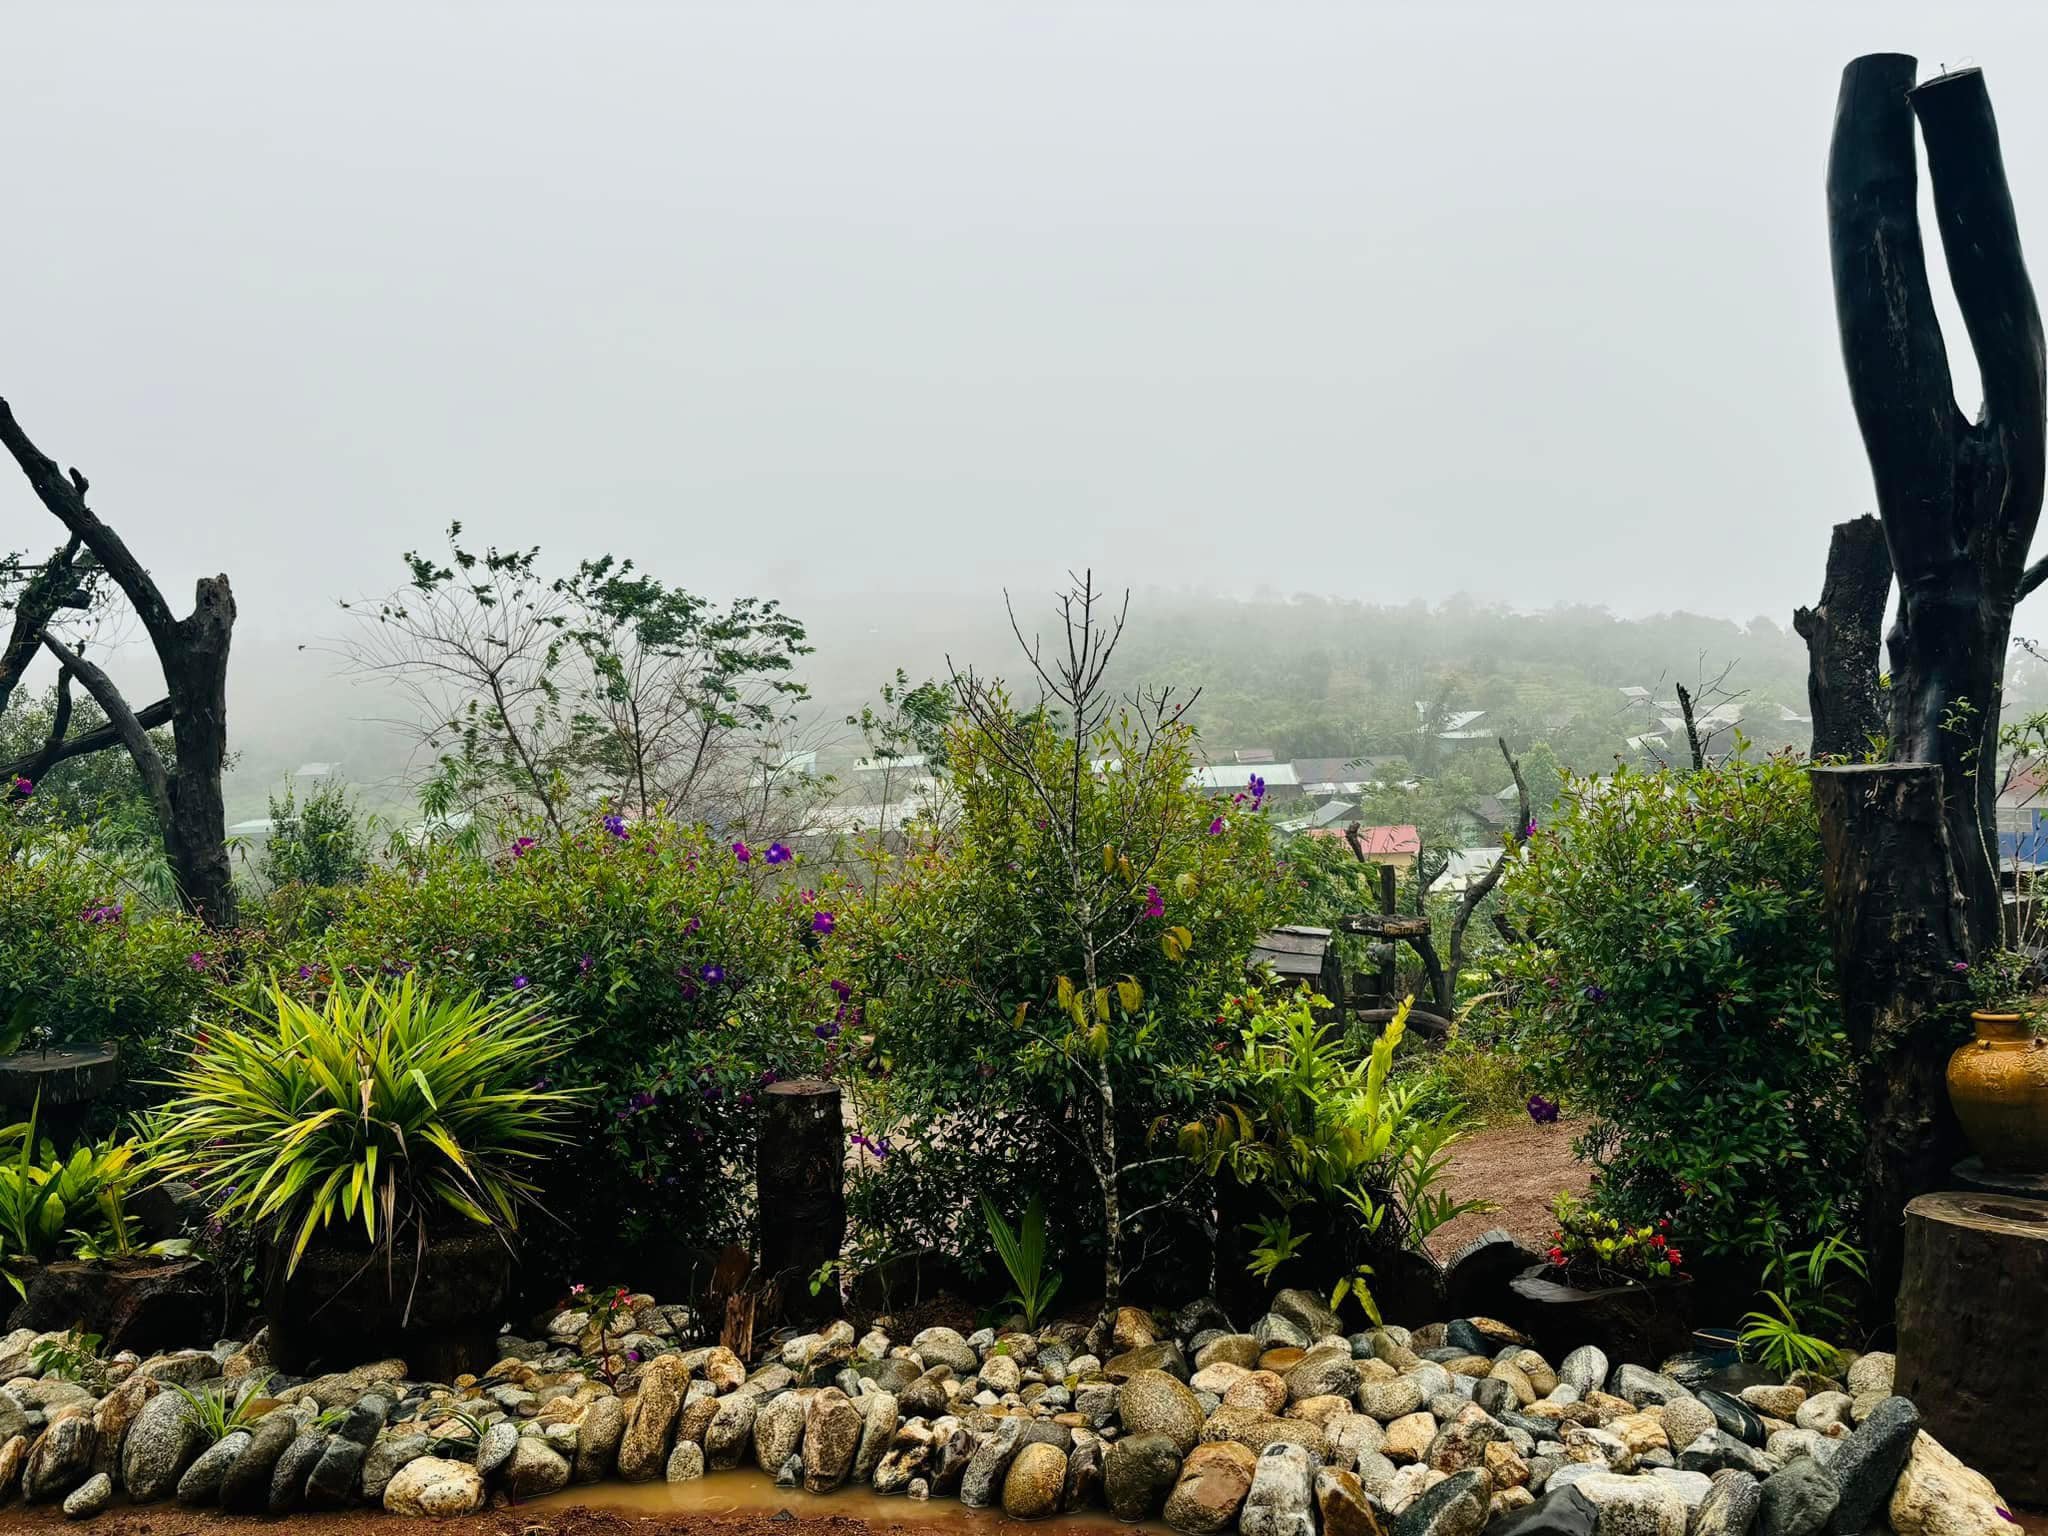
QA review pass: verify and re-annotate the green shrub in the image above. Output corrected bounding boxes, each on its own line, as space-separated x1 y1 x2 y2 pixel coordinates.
1495 752 1856 1261
841 709 1285 1293
264 782 372 889
150 975 576 1271
0 811 212 1098
269 813 848 1248
1181 989 1490 1322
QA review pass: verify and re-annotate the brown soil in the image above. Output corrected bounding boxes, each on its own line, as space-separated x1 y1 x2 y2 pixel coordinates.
0 1503 1105 1536
1423 1118 1593 1262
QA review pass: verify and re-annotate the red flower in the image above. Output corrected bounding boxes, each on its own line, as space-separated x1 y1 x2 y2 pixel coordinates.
1547 1246 1565 1265
1666 1250 1684 1266
1651 1233 1667 1248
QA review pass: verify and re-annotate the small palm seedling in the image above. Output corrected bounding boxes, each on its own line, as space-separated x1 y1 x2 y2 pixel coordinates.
980 1194 1064 1328
1740 1231 1868 1375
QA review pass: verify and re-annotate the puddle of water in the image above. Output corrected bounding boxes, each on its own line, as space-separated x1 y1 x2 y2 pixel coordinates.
537 1467 1145 1533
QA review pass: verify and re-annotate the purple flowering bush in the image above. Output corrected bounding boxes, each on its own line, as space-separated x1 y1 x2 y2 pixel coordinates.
274 812 852 1250
1494 752 1856 1262
0 815 213 1104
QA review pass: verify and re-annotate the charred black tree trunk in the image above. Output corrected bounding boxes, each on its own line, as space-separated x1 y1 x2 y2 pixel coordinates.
1817 56 2046 1294
1810 764 1971 1312
1793 514 1893 761
1826 56 2045 954
0 398 238 927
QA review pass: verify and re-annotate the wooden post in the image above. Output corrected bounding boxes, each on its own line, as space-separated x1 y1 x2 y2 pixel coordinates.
1377 863 1399 1006
1810 763 1971 1310
1896 1191 2048 1503
756 1079 846 1323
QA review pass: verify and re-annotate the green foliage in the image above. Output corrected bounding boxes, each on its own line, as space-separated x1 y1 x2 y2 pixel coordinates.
1495 752 1858 1261
847 670 954 775
169 1374 275 1444
0 1104 173 1292
980 1194 1064 1327
1739 1232 1867 1375
0 684 168 837
1181 990 1491 1320
1404 1021 1539 1127
0 810 211 1083
269 813 846 1248
149 976 577 1273
264 782 372 889
352 526 813 834
27 1329 109 1392
842 698 1284 1285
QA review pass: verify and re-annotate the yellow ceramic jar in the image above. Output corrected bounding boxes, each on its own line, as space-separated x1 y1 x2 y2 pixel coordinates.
1948 1011 2048 1173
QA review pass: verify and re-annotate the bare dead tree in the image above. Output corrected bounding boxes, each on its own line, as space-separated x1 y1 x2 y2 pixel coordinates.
1792 514 1893 760
1814 54 2046 1304
0 398 237 925
1446 737 1531 993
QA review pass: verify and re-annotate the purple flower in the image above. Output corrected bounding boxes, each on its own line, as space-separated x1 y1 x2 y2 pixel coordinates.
829 979 852 1000
626 1349 643 1364
765 842 792 864
1952 960 1971 975
297 963 314 980
10 777 31 798
732 840 752 863
685 916 702 934
738 1092 754 1107
1522 818 1538 838
1527 1094 1561 1124
814 1020 840 1040
1248 773 1266 804
1143 885 1165 918
512 975 530 991
812 910 836 935
1207 816 1225 836
1583 983 1606 1003
701 1082 721 1101
700 962 726 985
512 836 537 857
579 953 594 975
630 1090 655 1111
603 813 628 839
188 952 209 972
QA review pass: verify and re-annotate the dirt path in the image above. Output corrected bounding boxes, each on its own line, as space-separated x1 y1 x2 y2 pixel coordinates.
1423 1118 1592 1262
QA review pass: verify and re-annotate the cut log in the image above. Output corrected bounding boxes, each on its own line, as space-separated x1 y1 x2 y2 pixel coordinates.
1337 913 1433 941
755 1079 845 1323
1810 763 1971 1313
1896 1191 2048 1504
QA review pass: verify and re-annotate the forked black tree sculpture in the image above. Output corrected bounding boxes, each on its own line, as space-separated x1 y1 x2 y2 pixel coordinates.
1810 55 2045 1306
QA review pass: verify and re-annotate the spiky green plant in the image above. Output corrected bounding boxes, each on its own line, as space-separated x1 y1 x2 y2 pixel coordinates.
149 976 578 1273
980 1194 1063 1327
170 1374 275 1443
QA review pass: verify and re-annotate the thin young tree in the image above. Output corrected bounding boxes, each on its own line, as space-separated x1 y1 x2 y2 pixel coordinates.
947 572 1214 1316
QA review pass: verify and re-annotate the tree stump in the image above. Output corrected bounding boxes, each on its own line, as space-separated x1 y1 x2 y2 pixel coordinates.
0 1045 119 1146
756 1079 845 1323
1896 1191 2048 1504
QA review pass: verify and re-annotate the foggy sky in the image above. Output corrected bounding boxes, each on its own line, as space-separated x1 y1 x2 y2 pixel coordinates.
7 1 2048 708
